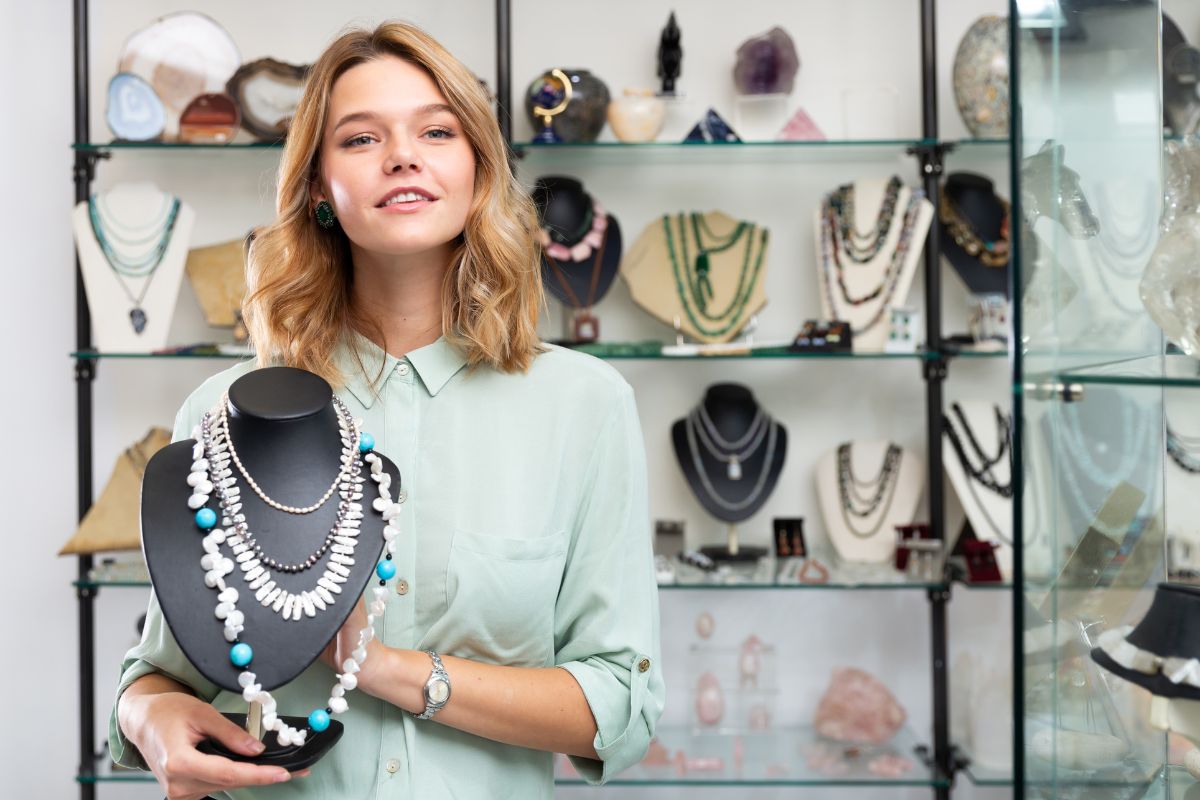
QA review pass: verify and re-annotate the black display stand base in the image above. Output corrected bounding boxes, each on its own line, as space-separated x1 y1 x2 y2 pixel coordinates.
196 713 344 772
699 545 767 563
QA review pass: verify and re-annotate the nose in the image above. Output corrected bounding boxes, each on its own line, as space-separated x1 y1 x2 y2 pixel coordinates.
383 135 423 174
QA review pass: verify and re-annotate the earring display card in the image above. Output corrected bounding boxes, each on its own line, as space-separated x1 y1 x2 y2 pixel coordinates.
772 518 806 558
790 320 852 352
894 523 932 571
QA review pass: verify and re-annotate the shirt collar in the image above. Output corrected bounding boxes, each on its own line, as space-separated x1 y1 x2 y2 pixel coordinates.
336 331 468 408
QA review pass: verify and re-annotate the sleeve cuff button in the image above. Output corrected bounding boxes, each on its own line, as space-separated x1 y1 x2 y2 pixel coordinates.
637 658 651 673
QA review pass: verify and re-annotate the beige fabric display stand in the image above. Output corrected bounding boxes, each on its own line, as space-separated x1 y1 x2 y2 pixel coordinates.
620 211 769 343
59 427 171 555
185 236 250 327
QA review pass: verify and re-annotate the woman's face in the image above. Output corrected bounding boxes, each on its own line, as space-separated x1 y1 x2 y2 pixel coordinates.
314 55 476 258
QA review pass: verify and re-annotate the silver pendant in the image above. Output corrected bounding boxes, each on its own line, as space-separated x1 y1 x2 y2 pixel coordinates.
728 456 742 481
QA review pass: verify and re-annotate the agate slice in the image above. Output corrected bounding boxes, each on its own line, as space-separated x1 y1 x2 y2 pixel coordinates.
179 93 240 144
118 11 240 134
106 72 165 142
226 59 309 142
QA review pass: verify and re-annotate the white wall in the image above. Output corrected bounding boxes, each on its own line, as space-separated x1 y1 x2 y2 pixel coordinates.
2 1 1047 798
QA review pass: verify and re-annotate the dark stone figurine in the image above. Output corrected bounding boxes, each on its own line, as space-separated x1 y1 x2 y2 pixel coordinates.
658 12 683 95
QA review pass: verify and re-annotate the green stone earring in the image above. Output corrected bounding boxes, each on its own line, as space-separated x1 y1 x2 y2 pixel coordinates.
315 200 337 229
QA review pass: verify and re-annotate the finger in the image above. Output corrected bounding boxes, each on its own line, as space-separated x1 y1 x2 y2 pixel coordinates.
294 769 312 778
185 751 292 788
189 707 266 757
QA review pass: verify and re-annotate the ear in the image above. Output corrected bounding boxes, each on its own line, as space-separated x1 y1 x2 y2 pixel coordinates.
308 169 327 207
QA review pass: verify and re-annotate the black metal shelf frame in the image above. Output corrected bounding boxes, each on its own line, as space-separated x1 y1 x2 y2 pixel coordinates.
71 1 1009 796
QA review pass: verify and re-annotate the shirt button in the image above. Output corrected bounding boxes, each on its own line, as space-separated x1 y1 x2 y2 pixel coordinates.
638 658 651 673
396 579 410 596
396 362 411 377
385 758 400 774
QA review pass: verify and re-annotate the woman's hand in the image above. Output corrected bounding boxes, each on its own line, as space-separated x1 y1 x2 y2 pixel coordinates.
320 595 393 696
122 686 308 800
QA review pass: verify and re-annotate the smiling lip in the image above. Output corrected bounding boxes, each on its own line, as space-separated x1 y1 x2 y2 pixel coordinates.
376 186 437 207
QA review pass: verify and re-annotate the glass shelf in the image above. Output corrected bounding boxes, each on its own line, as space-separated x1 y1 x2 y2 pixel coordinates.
74 578 150 589
662 557 945 590
71 344 930 362
74 140 279 151
942 345 1009 359
962 758 1013 787
555 725 944 787
1054 354 1200 389
517 138 933 164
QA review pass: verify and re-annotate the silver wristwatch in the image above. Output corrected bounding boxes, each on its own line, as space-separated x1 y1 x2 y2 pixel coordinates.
415 650 451 720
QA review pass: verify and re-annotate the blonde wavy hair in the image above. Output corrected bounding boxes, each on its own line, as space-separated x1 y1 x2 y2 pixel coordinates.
244 21 544 384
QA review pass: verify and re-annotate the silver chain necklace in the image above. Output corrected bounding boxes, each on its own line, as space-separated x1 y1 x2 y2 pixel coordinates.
685 414 778 513
836 443 903 539
692 405 769 480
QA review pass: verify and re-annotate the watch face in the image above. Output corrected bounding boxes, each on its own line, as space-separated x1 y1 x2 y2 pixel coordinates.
428 678 451 705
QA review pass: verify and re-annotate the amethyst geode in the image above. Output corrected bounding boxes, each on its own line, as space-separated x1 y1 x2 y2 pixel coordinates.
733 27 799 95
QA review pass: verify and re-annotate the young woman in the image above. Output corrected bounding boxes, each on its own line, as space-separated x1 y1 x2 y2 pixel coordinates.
111 21 662 799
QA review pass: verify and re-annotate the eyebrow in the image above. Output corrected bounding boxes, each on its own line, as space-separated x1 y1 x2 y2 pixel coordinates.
332 104 457 132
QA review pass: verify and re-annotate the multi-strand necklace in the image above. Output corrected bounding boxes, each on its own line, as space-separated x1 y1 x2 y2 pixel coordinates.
1167 425 1200 474
692 404 767 481
87 192 181 334
938 192 1010 268
828 176 904 263
819 186 924 334
684 408 777 513
835 443 903 539
188 393 401 746
942 404 1013 545
662 213 769 339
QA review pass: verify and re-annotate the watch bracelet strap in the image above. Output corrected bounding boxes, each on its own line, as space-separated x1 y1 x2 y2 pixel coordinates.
415 649 449 721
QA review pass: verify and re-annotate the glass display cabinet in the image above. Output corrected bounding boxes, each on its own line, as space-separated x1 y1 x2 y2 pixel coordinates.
1014 0 1200 796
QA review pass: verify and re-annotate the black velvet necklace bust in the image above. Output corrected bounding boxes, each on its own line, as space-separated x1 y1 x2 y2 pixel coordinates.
532 175 622 310
142 367 401 693
1093 582 1200 701
940 172 1009 296
671 383 787 559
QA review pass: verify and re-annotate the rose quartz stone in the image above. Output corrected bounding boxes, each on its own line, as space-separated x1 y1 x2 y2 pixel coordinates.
813 667 907 744
695 671 724 726
777 107 825 141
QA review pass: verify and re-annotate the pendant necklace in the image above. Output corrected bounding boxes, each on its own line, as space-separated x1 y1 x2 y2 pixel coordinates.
691 404 768 481
87 193 181 334
835 443 903 538
685 413 777 512
544 226 608 340
662 214 769 338
188 394 402 747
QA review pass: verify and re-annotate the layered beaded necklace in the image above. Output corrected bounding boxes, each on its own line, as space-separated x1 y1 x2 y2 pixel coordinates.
942 404 1013 545
662 213 769 339
828 176 904 263
188 394 401 747
86 192 181 334
819 186 924 334
836 443 903 539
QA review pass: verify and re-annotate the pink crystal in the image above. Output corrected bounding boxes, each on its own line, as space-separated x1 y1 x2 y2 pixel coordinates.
695 671 724 726
778 108 825 141
813 667 907 745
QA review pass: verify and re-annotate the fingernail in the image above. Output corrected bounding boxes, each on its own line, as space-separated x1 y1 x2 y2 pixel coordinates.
249 739 266 754
274 771 292 782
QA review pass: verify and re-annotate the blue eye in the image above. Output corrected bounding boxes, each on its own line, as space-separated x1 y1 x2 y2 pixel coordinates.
427 128 455 139
344 134 374 147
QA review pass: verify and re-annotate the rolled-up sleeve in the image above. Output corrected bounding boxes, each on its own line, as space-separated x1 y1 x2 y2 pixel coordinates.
554 382 665 785
107 394 222 771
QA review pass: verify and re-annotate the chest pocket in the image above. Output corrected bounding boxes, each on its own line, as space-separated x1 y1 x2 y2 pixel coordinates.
440 528 568 667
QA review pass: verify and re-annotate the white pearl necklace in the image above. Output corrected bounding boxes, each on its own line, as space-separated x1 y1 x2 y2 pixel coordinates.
188 397 403 748
220 393 357 515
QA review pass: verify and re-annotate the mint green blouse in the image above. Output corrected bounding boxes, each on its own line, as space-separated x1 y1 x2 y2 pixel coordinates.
108 335 664 798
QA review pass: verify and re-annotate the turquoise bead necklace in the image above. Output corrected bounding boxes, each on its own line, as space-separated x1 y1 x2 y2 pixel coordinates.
190 394 400 747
